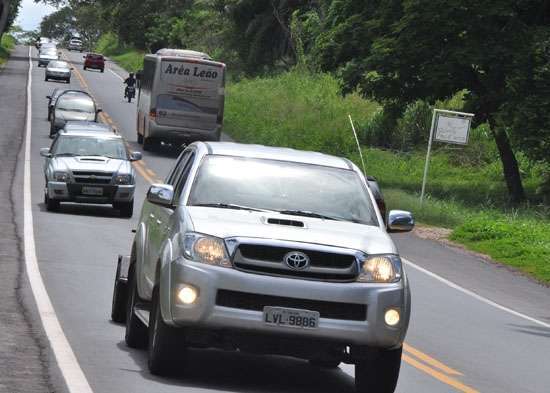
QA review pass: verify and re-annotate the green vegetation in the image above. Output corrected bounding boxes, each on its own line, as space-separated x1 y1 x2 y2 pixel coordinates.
95 33 143 72
0 34 15 66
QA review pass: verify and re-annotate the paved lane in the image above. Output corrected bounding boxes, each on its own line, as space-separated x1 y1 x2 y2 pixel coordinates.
23 47 550 393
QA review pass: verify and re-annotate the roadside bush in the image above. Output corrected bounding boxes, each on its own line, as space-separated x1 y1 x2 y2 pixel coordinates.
225 70 380 157
0 34 16 65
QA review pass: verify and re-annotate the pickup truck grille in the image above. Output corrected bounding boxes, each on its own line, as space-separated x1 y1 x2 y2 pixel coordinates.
72 171 113 184
216 290 367 321
233 244 358 282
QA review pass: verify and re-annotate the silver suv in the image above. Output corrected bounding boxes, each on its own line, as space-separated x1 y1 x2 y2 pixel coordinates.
112 142 414 392
40 130 142 217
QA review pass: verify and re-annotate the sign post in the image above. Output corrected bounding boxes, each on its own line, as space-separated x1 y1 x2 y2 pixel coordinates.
420 109 474 204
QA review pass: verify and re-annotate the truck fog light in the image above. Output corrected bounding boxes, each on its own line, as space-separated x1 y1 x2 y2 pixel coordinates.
384 308 400 326
177 285 198 304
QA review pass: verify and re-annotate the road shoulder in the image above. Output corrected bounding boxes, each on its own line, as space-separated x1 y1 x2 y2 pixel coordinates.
0 45 56 392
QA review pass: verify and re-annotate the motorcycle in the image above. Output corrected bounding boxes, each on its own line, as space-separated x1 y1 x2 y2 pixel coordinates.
125 86 136 103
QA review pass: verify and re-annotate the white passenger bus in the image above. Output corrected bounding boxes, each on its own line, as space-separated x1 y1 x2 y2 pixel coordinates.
136 49 226 149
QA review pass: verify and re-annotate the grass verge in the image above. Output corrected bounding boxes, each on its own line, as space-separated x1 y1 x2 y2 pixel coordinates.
95 33 144 72
0 34 16 66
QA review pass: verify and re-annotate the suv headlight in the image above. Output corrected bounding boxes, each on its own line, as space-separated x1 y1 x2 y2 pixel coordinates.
357 255 402 283
54 171 69 182
114 174 132 185
181 233 231 268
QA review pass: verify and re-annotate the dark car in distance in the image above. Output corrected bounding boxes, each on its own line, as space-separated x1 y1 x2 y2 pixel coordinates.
83 53 105 72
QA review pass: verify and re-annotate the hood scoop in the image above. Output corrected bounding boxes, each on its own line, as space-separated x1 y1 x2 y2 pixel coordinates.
78 157 107 162
266 217 305 228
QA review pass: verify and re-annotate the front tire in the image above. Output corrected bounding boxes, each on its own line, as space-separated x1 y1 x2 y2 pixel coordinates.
143 137 155 151
124 265 148 349
148 287 186 376
111 258 128 323
45 193 60 211
117 200 134 218
355 346 402 393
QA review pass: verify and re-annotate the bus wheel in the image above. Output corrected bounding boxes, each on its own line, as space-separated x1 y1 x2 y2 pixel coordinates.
143 137 155 151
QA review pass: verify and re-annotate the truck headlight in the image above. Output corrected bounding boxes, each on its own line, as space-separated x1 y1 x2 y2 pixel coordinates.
357 255 401 283
181 233 231 268
114 174 132 185
54 171 69 182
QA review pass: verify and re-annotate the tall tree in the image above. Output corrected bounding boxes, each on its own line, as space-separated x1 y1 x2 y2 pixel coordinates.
316 0 550 204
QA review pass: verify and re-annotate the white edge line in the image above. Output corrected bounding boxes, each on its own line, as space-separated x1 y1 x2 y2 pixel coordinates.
403 258 550 329
109 68 124 82
24 46 94 393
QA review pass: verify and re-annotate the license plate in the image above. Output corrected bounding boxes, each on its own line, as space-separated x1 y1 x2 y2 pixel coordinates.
81 186 103 196
263 307 319 329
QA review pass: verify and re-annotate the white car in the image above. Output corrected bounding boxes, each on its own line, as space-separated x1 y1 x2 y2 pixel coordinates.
113 141 414 392
45 60 72 83
68 39 83 52
40 130 142 217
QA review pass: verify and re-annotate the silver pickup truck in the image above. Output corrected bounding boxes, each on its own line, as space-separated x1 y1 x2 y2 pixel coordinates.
111 142 414 392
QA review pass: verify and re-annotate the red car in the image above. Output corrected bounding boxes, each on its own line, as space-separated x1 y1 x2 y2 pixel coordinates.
83 53 105 72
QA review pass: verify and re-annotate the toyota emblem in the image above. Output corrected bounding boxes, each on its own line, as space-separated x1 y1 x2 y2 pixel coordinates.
284 251 310 270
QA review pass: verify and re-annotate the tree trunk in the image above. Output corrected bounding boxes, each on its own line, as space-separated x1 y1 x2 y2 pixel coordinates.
490 124 526 205
0 0 9 37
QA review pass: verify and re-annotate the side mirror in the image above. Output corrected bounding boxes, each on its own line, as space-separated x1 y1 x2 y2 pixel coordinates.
129 151 142 161
96 108 102 113
46 95 51 99
387 210 415 233
70 67 74 70
40 148 52 158
147 184 174 208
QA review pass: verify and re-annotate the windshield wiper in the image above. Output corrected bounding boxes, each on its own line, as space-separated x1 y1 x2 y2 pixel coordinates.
278 210 344 221
54 152 78 157
192 203 266 212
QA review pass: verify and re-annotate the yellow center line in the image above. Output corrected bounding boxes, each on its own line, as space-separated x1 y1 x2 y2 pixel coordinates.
404 343 463 376
63 51 480 393
402 354 479 393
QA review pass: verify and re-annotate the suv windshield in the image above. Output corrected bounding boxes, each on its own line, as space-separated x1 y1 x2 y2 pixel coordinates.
52 135 128 160
188 155 378 226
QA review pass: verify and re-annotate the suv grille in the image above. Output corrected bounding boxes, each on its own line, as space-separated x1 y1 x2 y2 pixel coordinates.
72 171 113 184
233 244 358 282
216 290 367 321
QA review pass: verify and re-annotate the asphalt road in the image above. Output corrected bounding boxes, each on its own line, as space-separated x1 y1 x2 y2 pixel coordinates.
5 45 550 392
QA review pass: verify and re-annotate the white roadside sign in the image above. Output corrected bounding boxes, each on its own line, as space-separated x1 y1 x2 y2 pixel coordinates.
434 113 472 145
420 109 474 203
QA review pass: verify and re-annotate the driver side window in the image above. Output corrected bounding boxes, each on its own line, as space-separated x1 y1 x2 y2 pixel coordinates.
173 153 196 205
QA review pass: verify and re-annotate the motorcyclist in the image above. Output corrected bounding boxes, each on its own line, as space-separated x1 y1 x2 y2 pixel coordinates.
124 73 137 98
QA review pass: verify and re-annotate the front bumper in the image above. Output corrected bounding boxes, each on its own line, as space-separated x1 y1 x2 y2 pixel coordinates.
165 257 410 349
47 181 135 203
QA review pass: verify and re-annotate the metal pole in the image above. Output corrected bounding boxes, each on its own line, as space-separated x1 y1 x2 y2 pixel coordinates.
420 109 437 204
348 114 367 175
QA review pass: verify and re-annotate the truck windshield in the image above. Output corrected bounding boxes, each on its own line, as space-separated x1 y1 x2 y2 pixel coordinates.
188 155 378 226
